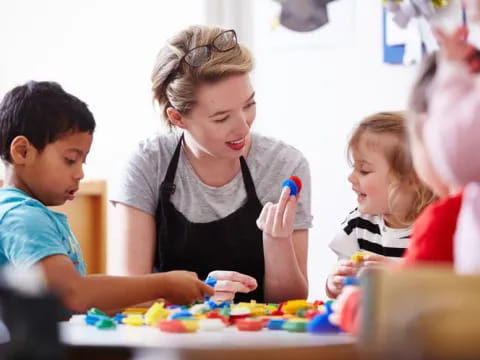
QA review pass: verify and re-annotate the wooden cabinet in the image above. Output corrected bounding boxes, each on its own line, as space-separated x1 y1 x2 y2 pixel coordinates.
361 266 480 360
1 180 107 274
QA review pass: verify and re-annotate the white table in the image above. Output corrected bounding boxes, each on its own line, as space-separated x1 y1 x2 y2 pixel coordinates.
60 322 358 360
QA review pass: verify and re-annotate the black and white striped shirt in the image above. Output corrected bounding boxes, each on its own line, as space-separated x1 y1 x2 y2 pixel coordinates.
329 208 412 260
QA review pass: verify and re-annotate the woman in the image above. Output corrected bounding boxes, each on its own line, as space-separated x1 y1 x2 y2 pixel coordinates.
110 25 312 302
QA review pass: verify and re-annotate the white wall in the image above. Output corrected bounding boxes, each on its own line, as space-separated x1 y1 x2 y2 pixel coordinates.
0 0 206 179
249 0 419 300
1 0 462 300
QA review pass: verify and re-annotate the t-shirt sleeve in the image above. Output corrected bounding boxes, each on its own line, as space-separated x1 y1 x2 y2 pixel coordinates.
1 206 69 267
255 143 313 230
329 211 360 259
109 142 160 216
291 155 313 230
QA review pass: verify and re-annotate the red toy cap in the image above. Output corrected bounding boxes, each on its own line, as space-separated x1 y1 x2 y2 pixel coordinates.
289 176 302 194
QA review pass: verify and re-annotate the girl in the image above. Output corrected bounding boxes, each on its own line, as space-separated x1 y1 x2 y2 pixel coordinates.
110 25 312 303
326 112 435 298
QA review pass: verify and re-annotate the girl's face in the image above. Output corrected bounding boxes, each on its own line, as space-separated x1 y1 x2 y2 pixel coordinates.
410 127 450 198
180 73 256 160
348 133 396 217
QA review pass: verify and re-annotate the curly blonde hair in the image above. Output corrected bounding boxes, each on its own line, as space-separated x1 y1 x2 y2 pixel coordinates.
348 111 436 225
151 25 253 127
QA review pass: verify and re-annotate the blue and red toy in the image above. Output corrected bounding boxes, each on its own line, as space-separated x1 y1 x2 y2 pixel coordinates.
282 176 302 196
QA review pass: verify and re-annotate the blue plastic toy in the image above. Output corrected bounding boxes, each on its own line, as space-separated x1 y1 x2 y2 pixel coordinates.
282 179 299 196
343 276 360 286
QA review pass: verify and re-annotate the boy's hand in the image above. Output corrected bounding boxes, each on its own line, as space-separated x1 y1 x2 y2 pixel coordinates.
161 271 214 305
256 186 298 240
326 260 358 299
206 270 257 302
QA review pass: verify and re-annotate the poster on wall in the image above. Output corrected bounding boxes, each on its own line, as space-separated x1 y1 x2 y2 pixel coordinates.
265 0 356 50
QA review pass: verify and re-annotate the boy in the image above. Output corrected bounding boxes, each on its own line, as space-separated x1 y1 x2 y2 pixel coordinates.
0 81 213 314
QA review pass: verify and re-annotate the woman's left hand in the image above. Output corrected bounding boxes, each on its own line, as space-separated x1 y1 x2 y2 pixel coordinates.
207 270 257 302
256 186 298 240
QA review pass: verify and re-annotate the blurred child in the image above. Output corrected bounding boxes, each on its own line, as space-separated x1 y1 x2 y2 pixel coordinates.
0 81 213 316
326 112 435 298
426 26 480 273
332 42 477 331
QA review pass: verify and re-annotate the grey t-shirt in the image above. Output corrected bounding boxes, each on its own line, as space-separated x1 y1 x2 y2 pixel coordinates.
110 131 313 229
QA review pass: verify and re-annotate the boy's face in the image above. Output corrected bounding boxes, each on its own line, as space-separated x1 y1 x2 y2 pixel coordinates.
347 133 394 216
22 131 93 206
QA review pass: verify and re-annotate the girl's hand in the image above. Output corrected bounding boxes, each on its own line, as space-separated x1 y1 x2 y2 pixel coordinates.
256 186 298 240
361 253 395 268
326 260 358 299
206 270 257 302
329 286 359 326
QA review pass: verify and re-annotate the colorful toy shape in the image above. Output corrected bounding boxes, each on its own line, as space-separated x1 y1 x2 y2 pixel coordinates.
282 176 302 196
79 298 344 335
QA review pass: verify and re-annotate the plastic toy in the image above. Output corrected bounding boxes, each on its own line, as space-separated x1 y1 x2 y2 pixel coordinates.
169 310 193 320
87 307 107 317
158 320 188 333
351 251 365 265
122 315 144 326
204 275 217 287
144 302 168 326
235 318 264 331
282 319 308 332
343 276 360 287
96 318 116 330
267 318 286 330
306 312 341 334
281 176 302 196
75 294 352 336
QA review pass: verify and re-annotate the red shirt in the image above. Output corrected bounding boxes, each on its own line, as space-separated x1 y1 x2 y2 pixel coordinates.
339 192 463 334
403 192 463 264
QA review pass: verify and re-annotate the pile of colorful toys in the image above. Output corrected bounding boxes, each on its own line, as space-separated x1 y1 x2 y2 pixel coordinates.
70 298 342 334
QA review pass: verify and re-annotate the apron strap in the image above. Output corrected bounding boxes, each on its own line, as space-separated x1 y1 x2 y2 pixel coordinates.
160 133 183 197
240 156 260 202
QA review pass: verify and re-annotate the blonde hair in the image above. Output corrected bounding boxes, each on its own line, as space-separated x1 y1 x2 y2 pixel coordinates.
348 112 436 225
151 25 253 127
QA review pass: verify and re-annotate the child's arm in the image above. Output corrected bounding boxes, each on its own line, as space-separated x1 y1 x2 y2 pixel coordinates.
40 255 214 313
426 27 480 186
257 186 308 302
326 211 364 298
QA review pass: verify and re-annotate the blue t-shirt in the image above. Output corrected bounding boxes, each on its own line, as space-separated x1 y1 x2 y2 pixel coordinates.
0 188 86 275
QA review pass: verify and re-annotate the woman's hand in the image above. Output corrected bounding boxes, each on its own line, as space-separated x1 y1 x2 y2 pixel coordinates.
256 186 298 240
207 270 257 302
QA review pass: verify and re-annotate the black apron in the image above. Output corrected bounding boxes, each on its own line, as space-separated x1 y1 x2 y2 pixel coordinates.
154 136 265 302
